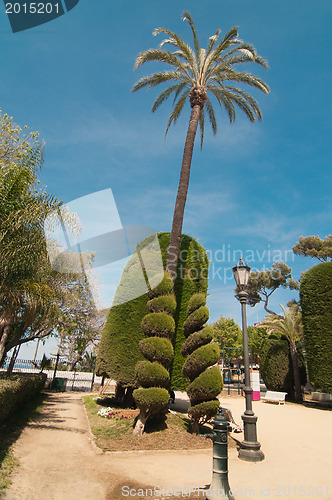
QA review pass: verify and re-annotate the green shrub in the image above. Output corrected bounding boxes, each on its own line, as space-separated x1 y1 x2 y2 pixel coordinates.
139 338 174 367
0 373 46 424
170 235 210 390
181 326 214 357
187 367 223 405
259 338 306 398
133 387 170 411
300 262 332 393
135 361 170 388
141 313 175 339
183 344 220 381
187 399 220 422
134 269 175 431
183 306 209 337
148 295 177 315
187 293 206 316
148 274 174 298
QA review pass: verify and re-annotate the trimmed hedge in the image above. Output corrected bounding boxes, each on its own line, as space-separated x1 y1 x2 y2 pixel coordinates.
183 306 210 337
259 337 306 399
182 288 222 430
0 373 46 424
147 295 177 315
188 399 220 422
134 271 175 415
181 326 214 357
187 366 223 405
169 234 210 390
96 233 211 392
300 262 332 393
141 312 175 339
139 337 174 367
135 361 170 388
133 387 170 412
182 344 220 381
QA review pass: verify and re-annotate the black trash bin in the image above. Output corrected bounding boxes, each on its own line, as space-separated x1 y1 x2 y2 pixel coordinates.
51 377 66 391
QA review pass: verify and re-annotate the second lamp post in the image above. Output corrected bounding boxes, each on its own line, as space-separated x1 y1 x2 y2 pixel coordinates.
232 257 264 462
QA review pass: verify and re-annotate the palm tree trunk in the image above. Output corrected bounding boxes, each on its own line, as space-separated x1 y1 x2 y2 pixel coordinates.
166 104 201 279
289 341 303 403
0 322 12 363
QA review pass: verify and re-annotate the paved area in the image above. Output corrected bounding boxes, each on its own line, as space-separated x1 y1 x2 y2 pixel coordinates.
5 391 332 499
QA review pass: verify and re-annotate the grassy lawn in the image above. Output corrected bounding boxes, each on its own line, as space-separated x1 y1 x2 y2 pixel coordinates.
0 392 46 497
83 395 236 453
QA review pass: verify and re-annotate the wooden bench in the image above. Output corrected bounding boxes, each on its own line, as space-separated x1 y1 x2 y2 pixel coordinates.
261 391 287 404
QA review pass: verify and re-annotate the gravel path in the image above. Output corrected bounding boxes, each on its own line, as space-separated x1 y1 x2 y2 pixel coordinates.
5 391 332 499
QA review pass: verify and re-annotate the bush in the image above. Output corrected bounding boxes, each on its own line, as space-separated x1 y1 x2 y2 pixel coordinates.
148 295 177 315
135 361 170 388
187 293 206 316
170 235 210 390
181 326 214 357
0 373 46 424
183 306 209 337
141 313 175 339
259 338 306 398
300 262 332 393
187 399 220 422
148 274 174 298
182 344 220 381
139 338 174 367
187 367 223 405
133 387 170 412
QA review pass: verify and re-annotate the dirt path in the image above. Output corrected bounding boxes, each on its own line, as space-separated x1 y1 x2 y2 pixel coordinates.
5 391 332 499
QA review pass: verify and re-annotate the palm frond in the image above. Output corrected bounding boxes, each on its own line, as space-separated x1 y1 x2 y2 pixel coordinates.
132 71 188 93
182 11 200 60
153 27 197 77
164 89 190 136
152 83 187 112
206 98 217 135
209 87 236 123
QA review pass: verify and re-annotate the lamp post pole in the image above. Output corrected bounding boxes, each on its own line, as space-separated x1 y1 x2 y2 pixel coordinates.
232 258 264 463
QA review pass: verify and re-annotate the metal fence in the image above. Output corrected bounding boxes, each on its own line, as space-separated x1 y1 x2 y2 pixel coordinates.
0 358 102 392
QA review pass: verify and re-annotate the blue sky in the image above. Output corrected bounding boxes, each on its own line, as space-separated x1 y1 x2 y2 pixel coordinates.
1 1 331 358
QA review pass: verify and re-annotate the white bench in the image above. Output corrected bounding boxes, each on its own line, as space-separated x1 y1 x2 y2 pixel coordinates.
261 391 287 404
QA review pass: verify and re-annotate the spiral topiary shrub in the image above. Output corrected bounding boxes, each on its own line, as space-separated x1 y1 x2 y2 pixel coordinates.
182 293 222 432
133 272 175 435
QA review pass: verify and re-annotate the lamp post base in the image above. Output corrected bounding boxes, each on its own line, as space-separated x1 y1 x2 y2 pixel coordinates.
238 411 265 462
238 440 265 462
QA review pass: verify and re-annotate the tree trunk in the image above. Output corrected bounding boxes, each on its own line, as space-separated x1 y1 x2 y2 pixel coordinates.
166 104 202 279
191 419 200 434
0 323 11 362
6 344 20 376
133 409 148 436
289 341 303 403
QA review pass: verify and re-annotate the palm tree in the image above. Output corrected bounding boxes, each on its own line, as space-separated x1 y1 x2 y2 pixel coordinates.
132 12 270 278
259 304 304 403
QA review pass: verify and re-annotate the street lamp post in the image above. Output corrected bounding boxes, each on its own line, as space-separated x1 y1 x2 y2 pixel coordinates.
232 257 264 462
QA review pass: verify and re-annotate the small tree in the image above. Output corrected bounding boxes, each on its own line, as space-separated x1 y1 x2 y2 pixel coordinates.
246 262 299 314
247 325 268 363
211 316 242 350
293 235 332 262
